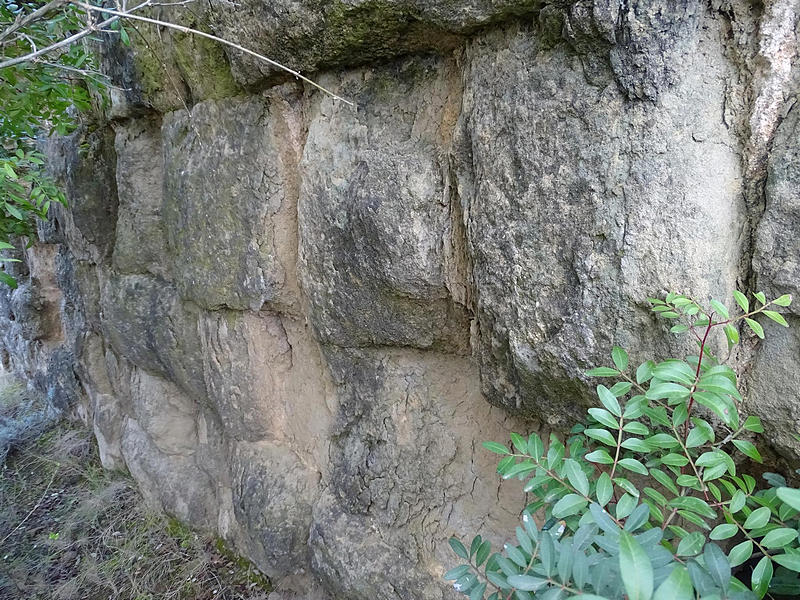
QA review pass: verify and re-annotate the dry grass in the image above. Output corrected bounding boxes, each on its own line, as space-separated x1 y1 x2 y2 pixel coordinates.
0 419 272 600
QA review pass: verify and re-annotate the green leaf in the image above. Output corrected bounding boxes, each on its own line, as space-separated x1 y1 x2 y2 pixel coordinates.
597 385 621 417
119 25 130 46
585 428 618 447
636 361 655 384
624 503 650 532
2 163 18 180
660 453 689 467
616 493 637 519
588 408 619 429
502 461 537 480
649 469 679 495
470 535 483 558
509 433 527 454
754 291 767 304
527 433 544 459
646 382 691 400
710 523 738 540
618 530 653 600
643 487 667 506
670 324 689 334
564 459 590 496
730 490 747 514
612 346 629 371
686 427 709 449
483 442 511 455
596 472 613 507
504 543 527 568
773 294 793 307
617 458 648 476
711 299 730 319
728 540 753 567
469 583 487 600
444 565 470 580
621 438 651 453
733 290 749 312
745 317 765 339
773 553 800 572
586 367 619 377
761 527 798 548
777 488 800 512
693 391 738 429
704 543 731 591
623 421 650 435
586 449 614 465
609 381 633 397
743 416 764 433
668 496 716 519
645 433 680 448
5 202 23 220
506 575 547 592
614 477 640 498
653 360 696 385
0 272 18 289
449 537 469 559
743 506 771 529
732 439 762 463
624 396 647 419
763 310 789 327
677 531 705 556
552 494 588 518
724 323 740 346
476 540 491 567
751 555 773 599
653 565 692 600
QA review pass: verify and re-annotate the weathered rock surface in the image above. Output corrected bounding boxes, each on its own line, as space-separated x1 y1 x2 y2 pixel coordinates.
3 1 800 599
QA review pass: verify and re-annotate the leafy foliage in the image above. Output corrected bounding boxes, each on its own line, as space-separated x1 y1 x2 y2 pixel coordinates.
448 291 800 599
0 1 112 284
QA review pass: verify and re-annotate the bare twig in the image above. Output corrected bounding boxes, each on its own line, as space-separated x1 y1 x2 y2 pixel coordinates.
0 0 67 45
0 468 57 547
0 5 138 69
72 1 355 106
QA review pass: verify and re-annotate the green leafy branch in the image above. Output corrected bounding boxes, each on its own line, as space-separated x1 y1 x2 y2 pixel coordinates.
448 290 800 599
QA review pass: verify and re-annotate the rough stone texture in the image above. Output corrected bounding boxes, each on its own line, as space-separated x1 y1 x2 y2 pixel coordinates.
453 13 745 424
3 1 800 598
299 59 470 351
749 92 800 458
99 273 205 401
163 96 301 312
113 118 171 278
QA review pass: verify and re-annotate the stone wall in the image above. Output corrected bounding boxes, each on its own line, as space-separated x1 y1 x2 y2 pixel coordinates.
2 1 800 598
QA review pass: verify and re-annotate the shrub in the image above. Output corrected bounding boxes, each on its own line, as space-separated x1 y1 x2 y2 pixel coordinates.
447 290 800 600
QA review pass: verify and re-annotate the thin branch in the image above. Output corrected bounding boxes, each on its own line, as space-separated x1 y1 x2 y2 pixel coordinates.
0 0 67 44
0 5 139 69
0 468 58 547
72 1 355 106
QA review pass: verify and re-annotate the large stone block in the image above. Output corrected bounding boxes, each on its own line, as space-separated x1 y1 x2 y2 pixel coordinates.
199 310 333 450
454 17 744 424
313 347 528 599
299 58 470 351
100 273 205 401
207 0 699 96
121 417 218 528
163 95 302 311
229 440 320 577
749 102 800 457
112 118 171 278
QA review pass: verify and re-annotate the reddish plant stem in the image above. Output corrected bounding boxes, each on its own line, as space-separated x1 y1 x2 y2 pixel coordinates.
684 317 715 440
